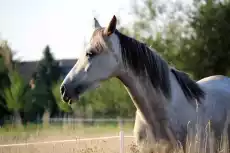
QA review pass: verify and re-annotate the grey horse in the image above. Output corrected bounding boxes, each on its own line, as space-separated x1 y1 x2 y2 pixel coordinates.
60 15 230 153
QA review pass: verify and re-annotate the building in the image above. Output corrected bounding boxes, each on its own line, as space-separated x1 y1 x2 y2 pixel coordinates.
17 59 77 82
58 59 77 78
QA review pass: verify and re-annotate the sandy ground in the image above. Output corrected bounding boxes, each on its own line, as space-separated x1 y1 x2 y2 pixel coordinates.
0 137 137 153
0 125 139 153
1 125 229 153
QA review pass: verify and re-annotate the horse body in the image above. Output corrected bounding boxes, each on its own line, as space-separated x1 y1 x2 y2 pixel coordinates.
197 76 230 138
168 74 230 138
60 15 230 153
132 74 230 153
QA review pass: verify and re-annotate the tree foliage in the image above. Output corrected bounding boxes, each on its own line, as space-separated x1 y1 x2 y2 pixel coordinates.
180 0 230 78
36 46 61 86
125 0 230 80
0 41 13 125
3 71 26 111
30 45 62 120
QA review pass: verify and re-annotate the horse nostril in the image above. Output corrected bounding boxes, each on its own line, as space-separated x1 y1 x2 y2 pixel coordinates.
60 85 66 95
60 84 71 103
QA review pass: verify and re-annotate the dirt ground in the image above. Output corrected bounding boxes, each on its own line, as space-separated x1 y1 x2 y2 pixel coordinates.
0 124 139 153
0 137 137 153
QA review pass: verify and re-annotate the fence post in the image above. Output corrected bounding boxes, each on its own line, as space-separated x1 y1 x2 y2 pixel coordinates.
118 117 124 153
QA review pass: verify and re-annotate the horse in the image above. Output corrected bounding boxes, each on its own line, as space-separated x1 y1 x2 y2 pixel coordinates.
60 15 230 153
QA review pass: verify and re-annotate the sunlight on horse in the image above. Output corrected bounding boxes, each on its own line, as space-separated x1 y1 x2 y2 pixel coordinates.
60 15 230 153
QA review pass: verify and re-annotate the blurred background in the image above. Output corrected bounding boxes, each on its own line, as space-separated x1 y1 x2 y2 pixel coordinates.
0 0 230 152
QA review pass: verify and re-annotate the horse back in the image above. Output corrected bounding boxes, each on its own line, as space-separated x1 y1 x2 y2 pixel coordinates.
197 75 230 131
197 75 230 93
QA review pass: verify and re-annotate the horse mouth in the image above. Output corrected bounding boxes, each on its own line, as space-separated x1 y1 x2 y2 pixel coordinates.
60 85 80 104
61 91 78 104
62 83 100 104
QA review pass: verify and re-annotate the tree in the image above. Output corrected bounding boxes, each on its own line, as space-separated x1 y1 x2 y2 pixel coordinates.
0 40 13 71
0 40 31 126
3 71 27 125
0 55 10 126
0 40 13 125
120 0 190 70
36 45 61 86
180 0 230 79
34 45 62 119
122 0 230 80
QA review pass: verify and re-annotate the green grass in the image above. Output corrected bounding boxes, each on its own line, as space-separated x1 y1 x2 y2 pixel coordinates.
1 122 230 153
0 122 134 137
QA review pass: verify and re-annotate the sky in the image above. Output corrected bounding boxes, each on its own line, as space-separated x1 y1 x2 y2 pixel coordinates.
0 0 134 61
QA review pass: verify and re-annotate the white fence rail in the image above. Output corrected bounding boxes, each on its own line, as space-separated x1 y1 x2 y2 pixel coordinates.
0 135 135 153
48 118 135 123
0 118 136 153
0 135 134 148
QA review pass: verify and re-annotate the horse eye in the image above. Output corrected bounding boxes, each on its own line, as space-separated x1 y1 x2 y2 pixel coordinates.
86 52 96 58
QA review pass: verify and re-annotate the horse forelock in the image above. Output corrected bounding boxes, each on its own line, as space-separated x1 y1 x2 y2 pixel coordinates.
115 30 206 103
90 28 107 54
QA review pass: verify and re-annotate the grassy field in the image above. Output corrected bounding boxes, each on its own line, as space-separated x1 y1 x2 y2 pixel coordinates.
1 122 230 153
0 122 139 153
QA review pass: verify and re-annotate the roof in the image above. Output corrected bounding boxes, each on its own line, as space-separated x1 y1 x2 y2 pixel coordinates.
17 59 77 81
17 61 39 81
58 59 77 67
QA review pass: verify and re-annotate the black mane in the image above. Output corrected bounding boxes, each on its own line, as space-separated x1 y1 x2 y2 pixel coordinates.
115 30 171 98
171 68 205 103
115 30 205 102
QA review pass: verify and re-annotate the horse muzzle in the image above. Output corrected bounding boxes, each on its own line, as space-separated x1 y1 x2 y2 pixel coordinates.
60 84 79 104
60 82 100 104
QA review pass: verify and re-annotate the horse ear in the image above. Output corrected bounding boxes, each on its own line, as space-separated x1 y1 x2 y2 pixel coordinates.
94 17 101 29
104 15 117 36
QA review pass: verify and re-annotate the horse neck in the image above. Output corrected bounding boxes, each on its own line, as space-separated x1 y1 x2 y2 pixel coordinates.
117 68 175 138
